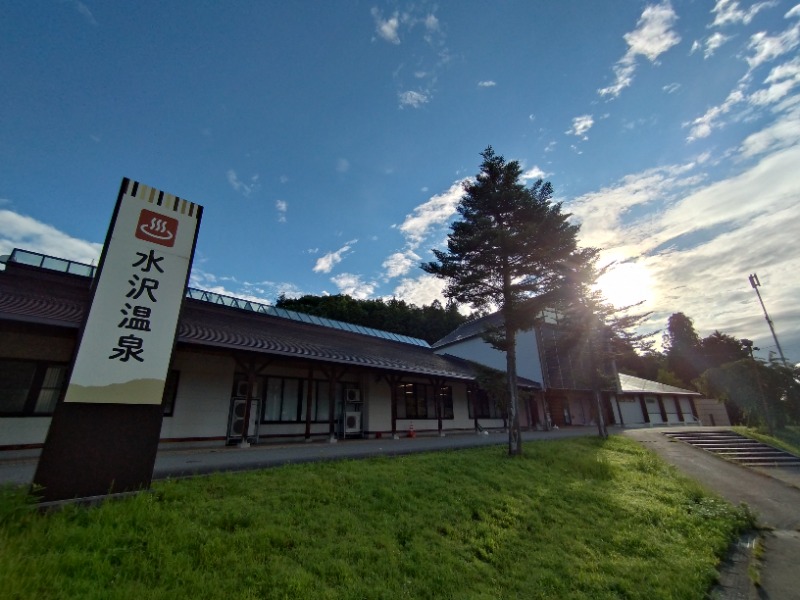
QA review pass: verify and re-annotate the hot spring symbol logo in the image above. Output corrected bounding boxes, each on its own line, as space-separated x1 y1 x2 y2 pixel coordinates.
135 209 178 247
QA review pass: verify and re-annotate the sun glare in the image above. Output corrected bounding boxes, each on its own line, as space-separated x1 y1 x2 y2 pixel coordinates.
595 261 653 308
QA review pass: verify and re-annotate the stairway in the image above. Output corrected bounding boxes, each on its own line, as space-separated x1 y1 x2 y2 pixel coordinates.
663 430 800 468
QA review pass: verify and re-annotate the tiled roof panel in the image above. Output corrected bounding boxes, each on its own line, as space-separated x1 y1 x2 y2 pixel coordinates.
0 263 474 381
178 302 474 379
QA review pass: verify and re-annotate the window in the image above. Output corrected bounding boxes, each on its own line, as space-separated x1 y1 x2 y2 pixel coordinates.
0 360 67 416
468 388 505 419
161 370 180 416
396 383 453 420
231 373 358 424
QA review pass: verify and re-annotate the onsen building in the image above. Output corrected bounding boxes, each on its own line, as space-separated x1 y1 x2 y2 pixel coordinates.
0 248 728 452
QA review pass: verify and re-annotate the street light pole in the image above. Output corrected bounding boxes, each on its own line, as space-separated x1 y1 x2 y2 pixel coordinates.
748 273 788 367
741 338 773 435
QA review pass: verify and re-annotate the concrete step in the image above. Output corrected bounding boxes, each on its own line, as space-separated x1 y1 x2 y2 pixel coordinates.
663 430 800 469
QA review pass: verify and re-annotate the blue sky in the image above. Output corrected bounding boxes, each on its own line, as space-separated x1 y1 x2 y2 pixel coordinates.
1 1 799 362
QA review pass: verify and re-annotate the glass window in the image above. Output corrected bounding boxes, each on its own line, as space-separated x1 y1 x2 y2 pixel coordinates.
0 361 37 414
314 381 330 422
33 365 67 414
281 379 301 421
396 383 452 420
468 388 504 419
0 360 66 416
263 378 283 421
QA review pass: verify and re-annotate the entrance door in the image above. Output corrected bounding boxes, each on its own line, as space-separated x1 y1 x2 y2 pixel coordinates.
644 396 663 424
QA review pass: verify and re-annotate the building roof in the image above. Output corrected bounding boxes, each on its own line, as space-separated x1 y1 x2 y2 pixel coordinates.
617 373 700 396
0 253 476 382
432 312 503 349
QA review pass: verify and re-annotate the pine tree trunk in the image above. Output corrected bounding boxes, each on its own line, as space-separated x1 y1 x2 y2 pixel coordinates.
506 325 523 456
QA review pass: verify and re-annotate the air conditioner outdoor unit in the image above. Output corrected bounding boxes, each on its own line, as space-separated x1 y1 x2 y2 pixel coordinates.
227 397 260 445
344 411 362 434
345 387 361 403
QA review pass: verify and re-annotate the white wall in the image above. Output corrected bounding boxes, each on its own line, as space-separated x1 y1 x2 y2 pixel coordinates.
0 417 52 447
435 329 544 385
159 351 236 440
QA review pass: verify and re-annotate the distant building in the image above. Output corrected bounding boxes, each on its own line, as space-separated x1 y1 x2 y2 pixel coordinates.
432 308 729 429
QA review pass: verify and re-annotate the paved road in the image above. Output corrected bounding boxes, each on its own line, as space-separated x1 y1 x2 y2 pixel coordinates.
0 426 595 486
622 427 800 600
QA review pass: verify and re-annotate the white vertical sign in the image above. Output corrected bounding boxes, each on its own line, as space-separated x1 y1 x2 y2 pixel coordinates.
64 178 202 405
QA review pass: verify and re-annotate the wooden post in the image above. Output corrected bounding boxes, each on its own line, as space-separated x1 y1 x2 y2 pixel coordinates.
428 376 448 437
233 356 272 447
674 396 684 423
639 395 650 424
320 365 347 443
469 383 479 432
304 366 314 441
657 395 667 423
382 373 403 439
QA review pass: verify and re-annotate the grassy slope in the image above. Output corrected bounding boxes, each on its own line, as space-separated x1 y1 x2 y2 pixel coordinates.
0 436 752 600
734 425 800 456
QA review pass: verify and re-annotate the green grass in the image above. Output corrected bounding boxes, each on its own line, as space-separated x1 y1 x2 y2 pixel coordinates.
734 425 800 456
0 436 753 599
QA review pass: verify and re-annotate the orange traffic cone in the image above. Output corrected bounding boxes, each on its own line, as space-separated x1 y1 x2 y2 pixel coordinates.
408 422 416 438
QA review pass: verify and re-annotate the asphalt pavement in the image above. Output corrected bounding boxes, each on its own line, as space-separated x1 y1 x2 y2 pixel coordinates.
0 426 595 486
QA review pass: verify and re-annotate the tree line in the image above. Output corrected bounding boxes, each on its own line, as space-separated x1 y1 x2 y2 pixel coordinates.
275 294 468 345
650 312 798 433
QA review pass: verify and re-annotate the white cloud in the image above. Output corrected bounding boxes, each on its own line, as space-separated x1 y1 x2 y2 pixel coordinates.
711 0 777 28
70 1 97 26
313 240 358 274
336 158 350 173
567 114 594 138
567 144 800 355
226 169 260 197
684 87 746 141
0 209 102 265
376 6 449 110
748 56 800 106
398 90 429 108
704 32 731 57
330 273 376 299
663 82 681 93
397 180 466 247
275 199 287 223
424 14 439 32
478 80 496 87
599 1 681 99
382 250 420 279
521 166 547 181
371 8 401 44
746 16 800 71
739 103 800 157
391 274 446 307
189 268 304 304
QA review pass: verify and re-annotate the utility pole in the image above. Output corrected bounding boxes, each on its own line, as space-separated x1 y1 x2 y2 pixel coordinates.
748 273 788 367
741 338 773 435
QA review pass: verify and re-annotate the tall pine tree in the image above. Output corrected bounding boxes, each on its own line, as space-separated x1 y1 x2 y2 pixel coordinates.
423 147 582 455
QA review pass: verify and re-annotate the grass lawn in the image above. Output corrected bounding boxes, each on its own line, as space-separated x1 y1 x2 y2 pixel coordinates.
0 435 753 599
